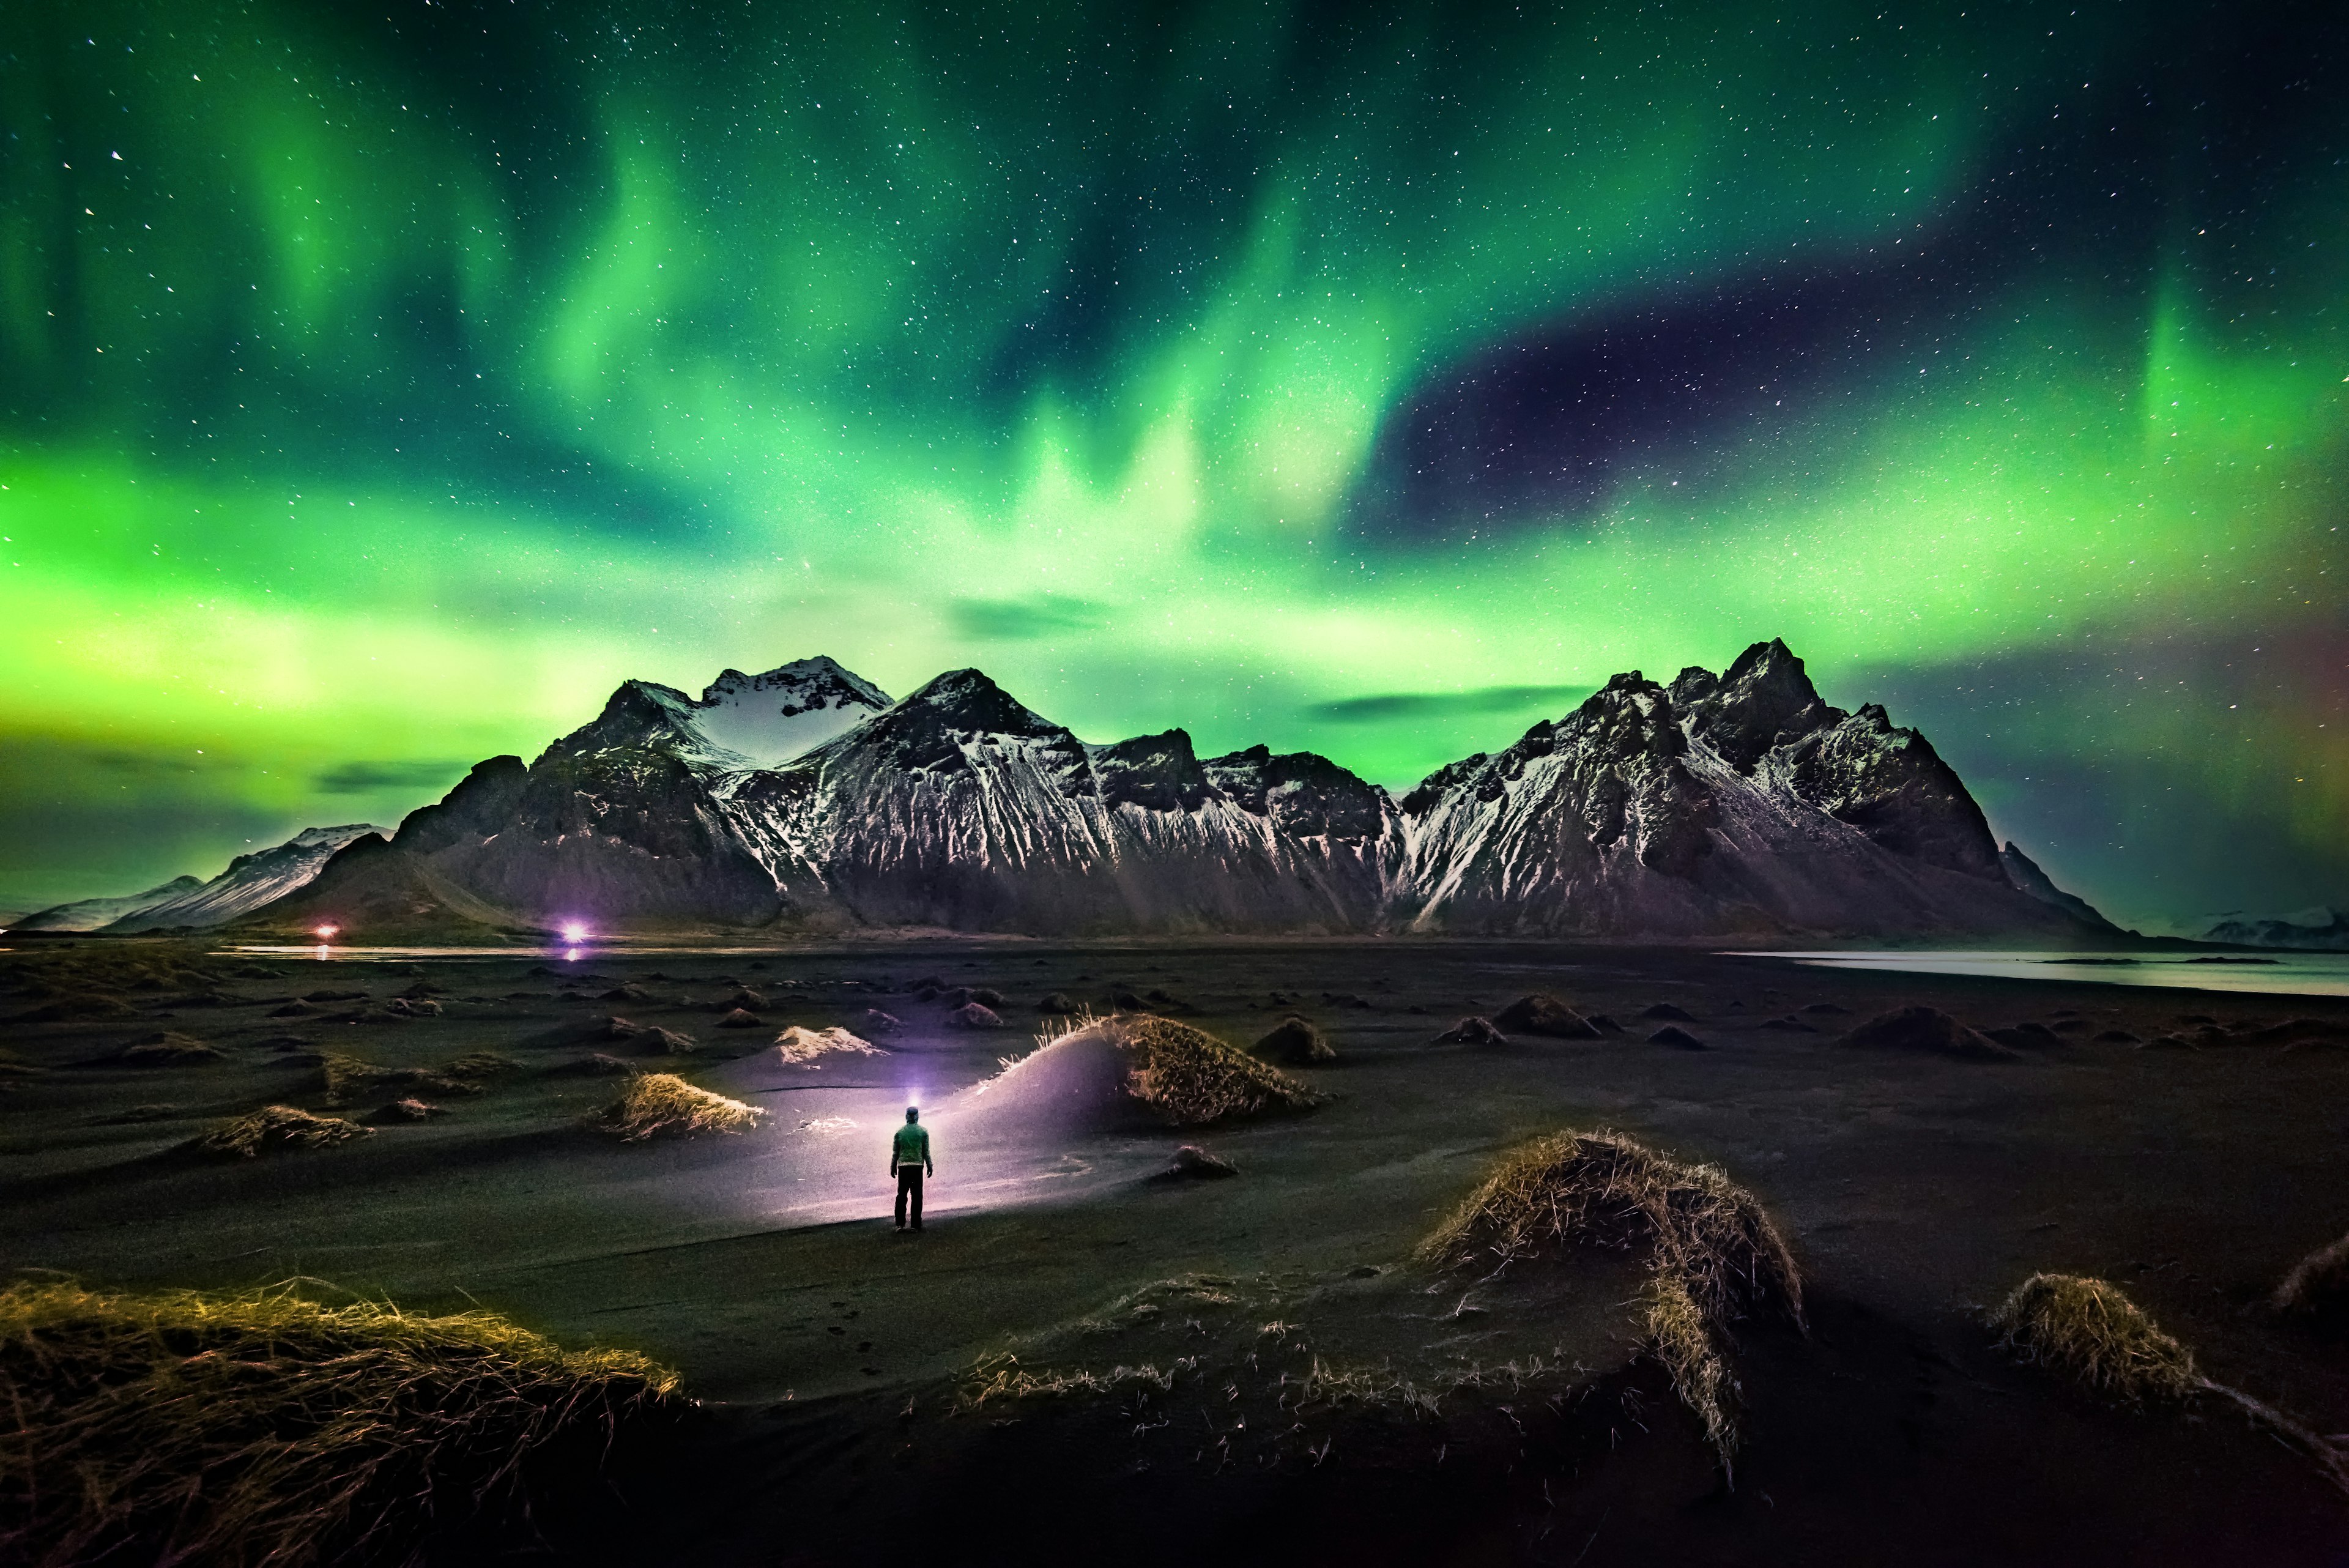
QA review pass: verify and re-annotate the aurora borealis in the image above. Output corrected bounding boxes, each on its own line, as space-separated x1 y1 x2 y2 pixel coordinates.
1 0 2343 929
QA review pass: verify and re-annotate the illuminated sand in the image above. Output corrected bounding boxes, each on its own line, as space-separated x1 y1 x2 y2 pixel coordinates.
3 937 2348 1564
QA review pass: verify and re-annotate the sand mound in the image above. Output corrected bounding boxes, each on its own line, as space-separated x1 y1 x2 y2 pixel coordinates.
1989 1273 2197 1401
1434 1016 1506 1046
1841 1005 2020 1061
1420 1129 1803 1470
1641 1002 1696 1022
1985 1022 2065 1050
1420 1130 1802 1321
1158 1145 1238 1180
2275 1232 2349 1331
366 1098 444 1124
191 1106 371 1161
23 993 141 1022
594 1072 763 1142
599 1016 698 1053
322 1051 519 1104
116 1031 223 1066
0 1279 678 1568
715 1008 763 1029
954 1015 1315 1136
1493 994 1601 1039
1649 1025 1708 1049
1038 991 1078 1014
860 1008 904 1036
774 1026 883 1065
1252 1016 1335 1065
548 1053 638 1077
948 1001 1006 1030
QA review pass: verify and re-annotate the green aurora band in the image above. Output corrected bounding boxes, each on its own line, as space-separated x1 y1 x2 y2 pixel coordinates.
1 0 2343 927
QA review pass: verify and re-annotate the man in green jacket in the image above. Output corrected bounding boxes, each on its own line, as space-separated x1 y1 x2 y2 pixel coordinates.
891 1106 933 1232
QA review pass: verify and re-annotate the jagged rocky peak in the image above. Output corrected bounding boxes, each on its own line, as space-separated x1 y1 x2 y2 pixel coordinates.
1091 729 1209 812
1678 638 1836 771
393 756 529 854
822 667 1082 781
2001 842 2121 932
1202 745 1390 839
897 667 1061 735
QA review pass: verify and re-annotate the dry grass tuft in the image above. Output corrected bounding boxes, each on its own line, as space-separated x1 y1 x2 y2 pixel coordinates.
0 1278 678 1568
1643 1269 1737 1458
190 1105 372 1161
773 1025 883 1065
2274 1232 2349 1331
1418 1129 1803 1328
319 1050 518 1104
593 1072 763 1142
1989 1271 2349 1494
956 1351 1194 1410
1109 1014 1319 1124
1989 1274 2198 1402
1419 1128 1802 1474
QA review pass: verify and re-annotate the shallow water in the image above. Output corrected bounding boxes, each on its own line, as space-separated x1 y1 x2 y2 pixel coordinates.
1735 949 2349 998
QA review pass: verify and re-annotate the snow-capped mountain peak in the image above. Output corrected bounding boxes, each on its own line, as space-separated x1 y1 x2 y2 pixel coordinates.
692 656 892 765
548 657 894 770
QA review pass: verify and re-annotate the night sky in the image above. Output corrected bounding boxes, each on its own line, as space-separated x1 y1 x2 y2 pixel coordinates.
2 0 2343 931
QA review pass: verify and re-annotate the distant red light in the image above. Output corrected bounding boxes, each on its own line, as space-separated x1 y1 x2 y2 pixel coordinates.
313 924 339 941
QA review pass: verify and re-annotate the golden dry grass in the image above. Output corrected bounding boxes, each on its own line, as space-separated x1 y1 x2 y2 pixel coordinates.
190 1105 372 1161
773 1025 883 1065
1643 1268 1737 1459
593 1071 764 1142
0 1279 680 1568
957 1350 1193 1409
1108 1014 1319 1124
1988 1273 2198 1402
319 1050 519 1105
1419 1128 1803 1474
1418 1129 1803 1328
1989 1271 2349 1495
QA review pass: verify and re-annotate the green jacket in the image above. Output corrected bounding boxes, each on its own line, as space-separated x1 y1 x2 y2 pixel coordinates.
891 1122 932 1172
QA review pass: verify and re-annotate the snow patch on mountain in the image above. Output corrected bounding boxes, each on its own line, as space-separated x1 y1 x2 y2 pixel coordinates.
107 824 387 932
10 877 206 932
2203 906 2349 950
691 656 891 766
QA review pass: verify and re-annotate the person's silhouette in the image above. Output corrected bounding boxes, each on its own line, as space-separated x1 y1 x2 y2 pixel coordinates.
891 1106 933 1232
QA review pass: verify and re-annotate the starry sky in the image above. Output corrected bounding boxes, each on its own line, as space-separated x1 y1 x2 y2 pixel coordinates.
2 0 2343 931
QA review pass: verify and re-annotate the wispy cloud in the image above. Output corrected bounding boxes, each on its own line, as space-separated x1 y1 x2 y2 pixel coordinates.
313 760 469 795
948 594 1111 641
1305 685 1588 724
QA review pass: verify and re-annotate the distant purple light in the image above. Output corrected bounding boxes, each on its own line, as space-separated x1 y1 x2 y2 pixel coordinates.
561 921 589 943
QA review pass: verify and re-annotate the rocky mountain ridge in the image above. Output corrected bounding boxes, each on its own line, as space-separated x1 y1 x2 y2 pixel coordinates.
237 642 2110 941
9 825 383 934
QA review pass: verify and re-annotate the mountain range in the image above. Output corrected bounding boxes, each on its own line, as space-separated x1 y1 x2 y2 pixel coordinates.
20 640 2104 943
10 825 384 933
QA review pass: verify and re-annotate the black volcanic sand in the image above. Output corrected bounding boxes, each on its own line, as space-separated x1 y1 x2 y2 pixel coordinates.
3 938 2348 1566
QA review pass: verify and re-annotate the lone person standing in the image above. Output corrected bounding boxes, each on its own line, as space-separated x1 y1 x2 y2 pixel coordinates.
891 1106 933 1233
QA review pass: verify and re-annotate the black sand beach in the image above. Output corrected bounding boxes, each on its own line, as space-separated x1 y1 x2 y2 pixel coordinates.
5 936 2347 1564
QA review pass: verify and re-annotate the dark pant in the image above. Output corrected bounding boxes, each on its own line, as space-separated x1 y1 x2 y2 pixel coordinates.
894 1165 924 1228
